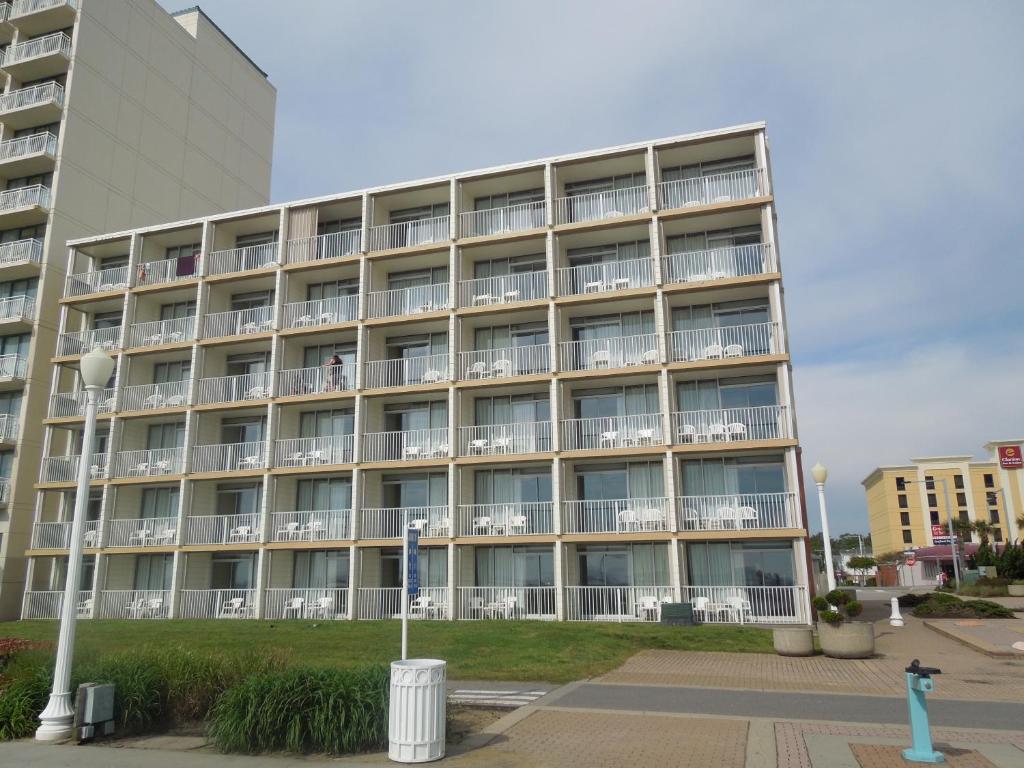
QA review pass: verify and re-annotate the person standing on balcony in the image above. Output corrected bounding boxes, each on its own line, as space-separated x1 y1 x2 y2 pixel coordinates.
323 354 343 391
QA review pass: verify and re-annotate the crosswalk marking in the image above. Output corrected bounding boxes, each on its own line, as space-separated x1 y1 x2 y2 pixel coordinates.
449 689 548 708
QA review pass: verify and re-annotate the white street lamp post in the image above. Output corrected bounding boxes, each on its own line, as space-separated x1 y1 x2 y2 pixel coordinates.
811 463 836 593
37 348 115 742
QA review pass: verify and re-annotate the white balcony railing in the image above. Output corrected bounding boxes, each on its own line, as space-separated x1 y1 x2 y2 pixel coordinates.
363 353 449 389
555 185 649 225
23 590 93 620
0 131 56 163
98 590 170 619
285 230 361 264
65 266 130 297
559 333 659 371
0 476 9 504
560 413 664 452
564 585 675 622
192 441 266 473
185 512 261 545
12 0 77 18
368 215 450 251
270 509 351 542
678 491 799 531
281 294 358 329
121 380 188 412
459 343 550 380
56 326 122 355
456 502 554 537
277 363 356 396
668 321 780 363
458 586 557 620
30 519 100 549
562 497 670 534
458 270 548 307
207 242 278 275
460 201 546 238
358 586 449 620
47 387 116 418
195 371 271 404
658 168 765 210
127 316 196 348
661 242 774 285
362 427 450 463
0 82 63 114
2 31 72 66
366 282 449 319
136 256 198 285
558 257 656 296
106 516 178 548
672 404 790 444
680 585 808 625
202 306 272 338
0 294 34 322
265 588 350 620
0 413 18 441
457 421 551 457
0 183 49 211
179 589 257 619
40 452 107 483
110 447 184 479
274 435 354 467
0 2 8 21
0 353 26 379
0 237 43 266
360 505 450 539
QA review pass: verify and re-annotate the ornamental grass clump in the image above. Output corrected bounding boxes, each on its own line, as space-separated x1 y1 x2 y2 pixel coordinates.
812 589 864 626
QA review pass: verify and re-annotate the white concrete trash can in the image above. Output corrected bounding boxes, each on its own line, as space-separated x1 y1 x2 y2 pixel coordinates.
388 659 447 763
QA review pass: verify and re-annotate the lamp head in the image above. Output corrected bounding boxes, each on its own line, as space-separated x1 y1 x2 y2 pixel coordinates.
80 347 114 388
811 463 828 485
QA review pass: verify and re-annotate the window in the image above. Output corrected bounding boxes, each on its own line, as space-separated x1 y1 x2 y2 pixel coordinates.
153 360 191 383
159 301 195 320
217 484 261 517
927 493 937 508
925 476 935 490
582 542 669 586
472 253 546 280
303 342 356 370
211 553 255 589
983 473 994 488
389 203 449 224
990 509 1000 524
225 352 269 377
235 231 277 248
994 528 1003 543
474 188 544 211
133 554 172 591
986 492 999 507
474 545 553 588
929 511 939 525
956 492 967 507
903 530 913 544
299 408 354 438
306 278 359 302
229 290 273 311
296 477 352 511
898 495 908 509
381 472 447 509
895 477 906 491
686 540 793 587
141 486 179 518
953 475 964 489
293 550 349 588
220 416 266 444
900 512 911 526
147 422 185 450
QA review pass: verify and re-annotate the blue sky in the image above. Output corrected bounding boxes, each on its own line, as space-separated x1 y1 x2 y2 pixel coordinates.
161 1 1024 535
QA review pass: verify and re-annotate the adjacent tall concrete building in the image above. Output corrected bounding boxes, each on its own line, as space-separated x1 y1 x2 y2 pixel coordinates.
0 0 275 617
24 122 814 626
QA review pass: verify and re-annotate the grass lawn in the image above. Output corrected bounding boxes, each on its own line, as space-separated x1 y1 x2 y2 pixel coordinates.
0 620 772 683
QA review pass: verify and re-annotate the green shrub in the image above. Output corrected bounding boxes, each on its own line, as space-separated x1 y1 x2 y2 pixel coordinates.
911 594 1014 619
812 596 830 613
845 600 863 618
825 589 851 606
0 662 51 740
818 610 842 626
208 665 390 755
897 593 930 608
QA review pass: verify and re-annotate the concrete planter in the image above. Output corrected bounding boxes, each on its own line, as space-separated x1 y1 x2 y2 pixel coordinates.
817 621 875 659
773 627 815 657
1008 584 1024 597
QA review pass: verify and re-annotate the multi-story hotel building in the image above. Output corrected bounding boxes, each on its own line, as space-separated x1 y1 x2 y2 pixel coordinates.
864 441 1023 555
0 0 275 617
23 122 814 625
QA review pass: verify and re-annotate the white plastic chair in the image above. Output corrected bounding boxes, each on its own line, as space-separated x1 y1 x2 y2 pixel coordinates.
737 506 759 528
469 438 489 454
681 507 700 530
640 349 659 365
228 525 253 543
706 423 728 442
421 369 442 384
127 528 150 546
599 430 618 448
638 596 660 622
678 424 697 443
277 521 301 540
715 507 737 530
591 350 611 368
220 597 245 618
726 422 747 441
466 361 488 379
76 597 93 618
724 343 743 358
283 597 304 618
472 516 492 535
704 343 724 359
691 595 709 621
492 359 512 378
152 528 176 545
508 515 528 535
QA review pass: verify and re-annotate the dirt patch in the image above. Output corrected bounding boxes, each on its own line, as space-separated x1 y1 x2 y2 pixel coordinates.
448 705 505 744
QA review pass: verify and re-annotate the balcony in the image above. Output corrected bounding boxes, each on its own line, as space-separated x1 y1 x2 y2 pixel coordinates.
360 505 450 539
207 241 279 276
458 587 556 620
121 381 186 412
368 215 449 251
285 230 361 264
0 184 50 225
65 265 129 297
277 363 356 397
661 242 775 285
22 590 92 620
202 306 272 339
281 294 358 330
270 509 351 542
0 131 56 175
679 585 808 624
554 185 649 225
136 256 198 286
0 413 18 441
672 404 790 444
110 447 184 479
0 237 42 274
97 589 170 619
0 82 63 129
178 589 256 619
562 497 670 534
0 294 34 324
560 413 664 452
668 322 780 363
558 333 659 372
1 31 72 80
363 354 449 389
459 201 546 238
30 519 99 549
47 387 115 418
357 586 449 620
10 0 78 37
126 316 196 348
185 512 261 545
557 257 656 296
564 585 674 622
457 421 551 457
192 440 266 473
456 502 554 537
678 492 799 531
459 343 549 381
195 371 271 405
366 283 449 319
362 427 450 463
0 476 8 504
458 270 548 308
0 352 28 382
657 168 765 211
56 326 121 356
106 516 177 548
40 452 108 483
265 588 350 620
274 435 353 467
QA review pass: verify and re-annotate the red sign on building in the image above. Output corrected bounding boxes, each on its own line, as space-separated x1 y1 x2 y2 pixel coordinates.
999 445 1023 470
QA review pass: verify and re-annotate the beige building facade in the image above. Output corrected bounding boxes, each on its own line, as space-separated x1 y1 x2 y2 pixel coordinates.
24 122 814 626
0 0 275 617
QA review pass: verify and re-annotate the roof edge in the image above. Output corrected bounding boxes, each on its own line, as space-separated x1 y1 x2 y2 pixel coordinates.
170 5 269 79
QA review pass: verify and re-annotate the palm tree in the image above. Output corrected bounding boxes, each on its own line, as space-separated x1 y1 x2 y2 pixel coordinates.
952 517 973 543
972 520 993 546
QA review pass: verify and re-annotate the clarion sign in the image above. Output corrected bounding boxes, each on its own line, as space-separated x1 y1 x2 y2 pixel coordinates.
999 445 1023 469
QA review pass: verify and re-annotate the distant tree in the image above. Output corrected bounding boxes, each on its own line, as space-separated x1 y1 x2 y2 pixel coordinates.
846 556 877 570
972 520 993 546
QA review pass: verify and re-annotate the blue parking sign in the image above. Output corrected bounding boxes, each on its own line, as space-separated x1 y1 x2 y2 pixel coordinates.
407 528 419 596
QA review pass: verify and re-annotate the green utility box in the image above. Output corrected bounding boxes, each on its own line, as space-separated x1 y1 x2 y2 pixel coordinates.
660 602 698 626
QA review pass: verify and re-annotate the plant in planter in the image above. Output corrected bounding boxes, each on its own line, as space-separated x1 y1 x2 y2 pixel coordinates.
813 590 874 659
1009 580 1024 598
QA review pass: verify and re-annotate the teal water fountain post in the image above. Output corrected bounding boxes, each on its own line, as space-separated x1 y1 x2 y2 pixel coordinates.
902 659 944 763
